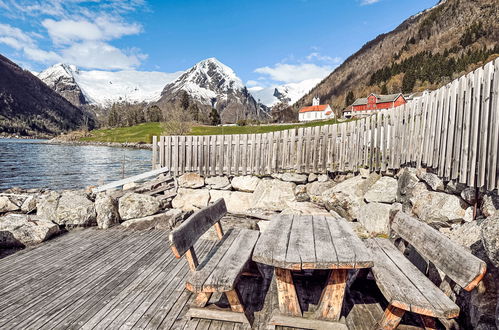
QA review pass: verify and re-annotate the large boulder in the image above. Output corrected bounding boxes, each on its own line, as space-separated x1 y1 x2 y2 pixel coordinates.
482 193 499 218
121 209 183 230
357 202 392 235
95 193 120 229
209 190 252 214
364 176 398 203
417 171 445 192
171 188 210 211
0 196 20 213
308 173 318 182
178 173 205 189
280 173 307 184
294 185 309 202
481 215 499 268
306 181 336 204
321 173 380 221
251 179 296 211
411 191 472 227
205 176 231 190
231 176 261 192
280 202 329 216
36 191 61 221
21 195 37 213
461 187 478 205
119 192 161 220
396 167 420 204
0 214 59 247
55 191 97 227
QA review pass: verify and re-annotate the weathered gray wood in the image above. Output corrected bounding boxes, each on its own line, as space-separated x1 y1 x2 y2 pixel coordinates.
365 238 459 318
187 228 259 292
391 211 487 290
169 198 227 257
269 311 348 330
186 307 250 324
92 167 170 193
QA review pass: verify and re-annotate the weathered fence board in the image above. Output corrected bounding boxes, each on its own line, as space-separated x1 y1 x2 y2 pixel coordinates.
152 59 499 192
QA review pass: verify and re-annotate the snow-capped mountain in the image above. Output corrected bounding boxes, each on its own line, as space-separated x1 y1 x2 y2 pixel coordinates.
248 78 321 107
158 58 267 123
38 63 182 108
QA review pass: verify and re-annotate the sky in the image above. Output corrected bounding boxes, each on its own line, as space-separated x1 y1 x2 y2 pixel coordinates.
0 0 439 90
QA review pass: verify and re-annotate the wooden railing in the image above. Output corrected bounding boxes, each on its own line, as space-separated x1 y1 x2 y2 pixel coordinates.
152 58 499 191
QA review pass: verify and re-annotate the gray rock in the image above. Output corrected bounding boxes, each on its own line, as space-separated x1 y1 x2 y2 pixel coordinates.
209 190 252 214
205 176 231 190
317 174 329 182
119 192 161 220
411 191 470 227
280 172 307 184
445 180 466 195
442 221 482 250
418 172 445 192
482 193 499 218
358 168 370 178
481 215 499 268
396 167 420 204
280 202 329 216
0 196 20 213
121 210 183 230
306 181 336 204
20 195 37 213
308 173 318 182
357 202 392 235
461 187 478 205
364 176 398 203
171 188 210 211
36 191 61 221
294 185 309 202
231 176 261 192
0 214 59 247
178 173 205 189
55 191 97 227
321 174 380 221
251 179 296 211
95 193 120 229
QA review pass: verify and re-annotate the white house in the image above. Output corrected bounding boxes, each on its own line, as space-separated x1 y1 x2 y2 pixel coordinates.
298 97 335 122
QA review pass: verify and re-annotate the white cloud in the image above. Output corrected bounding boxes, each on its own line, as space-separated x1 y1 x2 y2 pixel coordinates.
246 80 259 87
0 0 147 70
361 0 380 5
306 52 342 64
255 63 332 84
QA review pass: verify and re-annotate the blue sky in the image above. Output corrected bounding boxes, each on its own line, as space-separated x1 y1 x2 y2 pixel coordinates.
0 0 438 88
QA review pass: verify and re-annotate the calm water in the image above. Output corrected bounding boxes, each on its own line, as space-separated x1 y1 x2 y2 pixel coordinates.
0 139 152 190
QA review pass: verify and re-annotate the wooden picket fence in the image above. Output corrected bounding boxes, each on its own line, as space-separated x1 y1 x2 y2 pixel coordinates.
152 58 499 191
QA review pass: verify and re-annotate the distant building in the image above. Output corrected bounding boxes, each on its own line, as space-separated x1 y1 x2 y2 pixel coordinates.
344 93 407 118
298 97 335 122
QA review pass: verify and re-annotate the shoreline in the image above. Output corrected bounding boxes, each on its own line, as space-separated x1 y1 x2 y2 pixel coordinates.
42 139 153 150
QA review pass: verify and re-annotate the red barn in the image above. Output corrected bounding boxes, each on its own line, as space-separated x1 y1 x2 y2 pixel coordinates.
351 93 407 112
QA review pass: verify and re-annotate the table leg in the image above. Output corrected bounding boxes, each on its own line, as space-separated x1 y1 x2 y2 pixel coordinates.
315 269 348 321
274 267 301 317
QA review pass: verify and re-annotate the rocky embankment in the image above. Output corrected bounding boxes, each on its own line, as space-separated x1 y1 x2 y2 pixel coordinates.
1 168 498 328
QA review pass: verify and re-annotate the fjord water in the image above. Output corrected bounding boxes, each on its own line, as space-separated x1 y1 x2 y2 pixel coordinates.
0 139 152 190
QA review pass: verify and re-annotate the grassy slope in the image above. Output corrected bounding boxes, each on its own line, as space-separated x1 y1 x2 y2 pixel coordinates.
81 119 347 143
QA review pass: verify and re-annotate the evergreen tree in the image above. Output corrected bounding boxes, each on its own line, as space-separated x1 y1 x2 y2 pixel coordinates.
402 71 416 93
381 84 388 94
209 108 221 126
189 104 200 122
345 91 355 107
179 90 190 110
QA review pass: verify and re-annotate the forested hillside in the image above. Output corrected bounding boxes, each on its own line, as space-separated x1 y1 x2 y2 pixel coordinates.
294 0 499 114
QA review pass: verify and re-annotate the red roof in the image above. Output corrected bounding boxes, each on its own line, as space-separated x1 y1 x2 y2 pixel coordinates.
325 111 332 115
299 105 328 113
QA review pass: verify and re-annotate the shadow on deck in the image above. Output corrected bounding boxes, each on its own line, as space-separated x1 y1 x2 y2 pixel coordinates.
0 228 424 330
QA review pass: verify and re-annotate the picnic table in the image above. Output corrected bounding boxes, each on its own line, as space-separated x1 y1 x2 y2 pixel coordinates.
252 214 373 328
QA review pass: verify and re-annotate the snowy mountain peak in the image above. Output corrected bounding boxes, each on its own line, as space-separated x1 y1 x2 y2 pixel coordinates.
38 63 86 106
163 57 245 105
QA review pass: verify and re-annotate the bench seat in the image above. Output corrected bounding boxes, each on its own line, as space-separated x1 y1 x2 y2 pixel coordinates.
365 238 460 319
186 228 260 293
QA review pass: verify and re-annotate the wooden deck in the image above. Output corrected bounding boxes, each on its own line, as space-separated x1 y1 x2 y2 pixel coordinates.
0 227 423 330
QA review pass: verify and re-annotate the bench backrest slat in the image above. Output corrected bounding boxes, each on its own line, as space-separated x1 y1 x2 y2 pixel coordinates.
392 212 486 291
169 198 227 257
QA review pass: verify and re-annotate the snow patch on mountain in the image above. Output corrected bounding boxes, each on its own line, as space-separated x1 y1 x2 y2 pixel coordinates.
249 78 321 107
38 63 182 107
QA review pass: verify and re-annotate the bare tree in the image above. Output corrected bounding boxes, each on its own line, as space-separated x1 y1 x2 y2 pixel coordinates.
161 106 193 135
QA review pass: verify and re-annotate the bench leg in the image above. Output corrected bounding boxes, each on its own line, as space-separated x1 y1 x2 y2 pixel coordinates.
274 267 302 317
192 292 212 307
377 304 405 330
420 315 437 330
315 269 348 321
226 288 254 325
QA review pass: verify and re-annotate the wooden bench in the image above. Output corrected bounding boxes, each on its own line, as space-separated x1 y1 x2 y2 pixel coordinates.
168 198 260 325
365 211 487 329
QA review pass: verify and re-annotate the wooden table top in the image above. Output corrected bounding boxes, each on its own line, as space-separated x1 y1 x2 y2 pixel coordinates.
252 214 373 270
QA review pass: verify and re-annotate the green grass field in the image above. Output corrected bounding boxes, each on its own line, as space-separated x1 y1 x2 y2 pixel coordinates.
81 119 348 143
